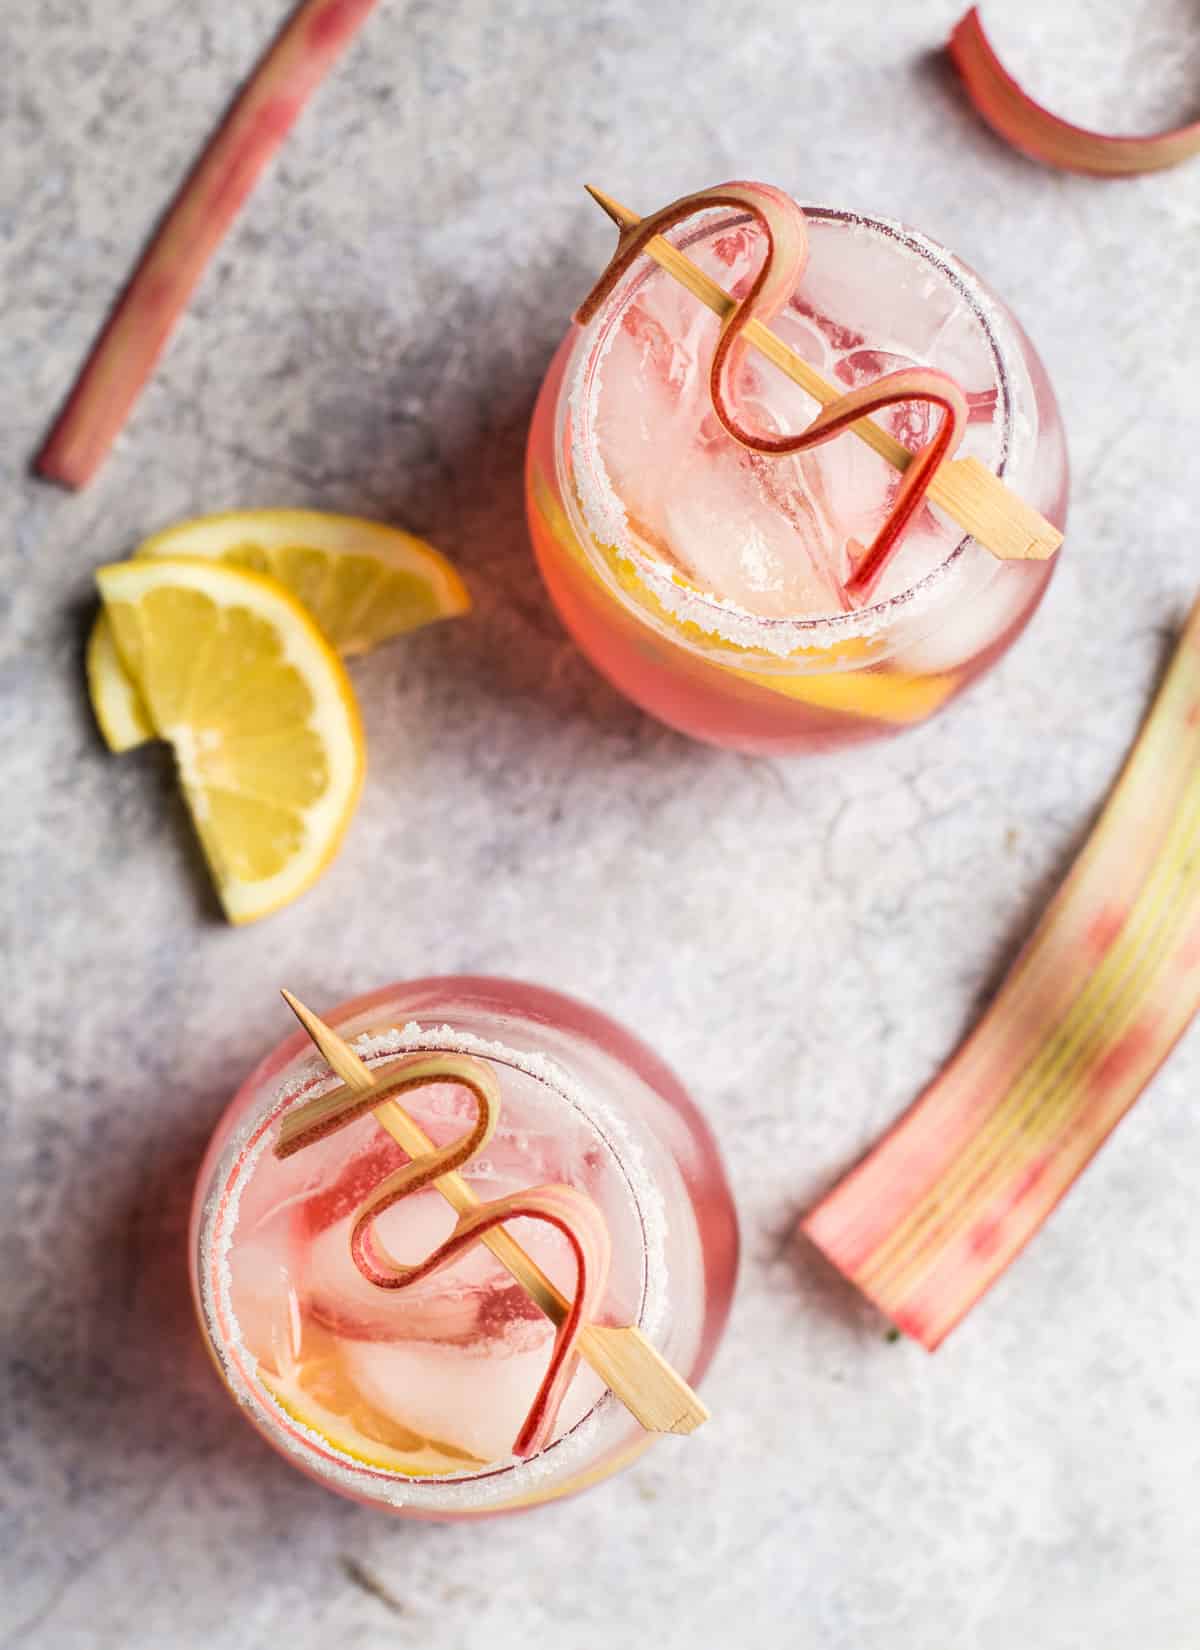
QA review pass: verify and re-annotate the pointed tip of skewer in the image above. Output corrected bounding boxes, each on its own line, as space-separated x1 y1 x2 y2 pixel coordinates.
280 989 372 1090
280 987 316 1033
584 183 635 229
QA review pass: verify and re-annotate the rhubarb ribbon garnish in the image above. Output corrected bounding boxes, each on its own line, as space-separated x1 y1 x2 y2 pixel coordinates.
278 1050 612 1459
356 1182 611 1458
575 182 968 603
950 7 1200 176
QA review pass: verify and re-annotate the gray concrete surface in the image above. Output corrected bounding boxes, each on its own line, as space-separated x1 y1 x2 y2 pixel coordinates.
4 1 1199 1645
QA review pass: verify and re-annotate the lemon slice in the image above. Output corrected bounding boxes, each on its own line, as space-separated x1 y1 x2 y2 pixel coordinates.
89 509 469 752
257 1355 483 1478
727 659 962 723
96 556 365 924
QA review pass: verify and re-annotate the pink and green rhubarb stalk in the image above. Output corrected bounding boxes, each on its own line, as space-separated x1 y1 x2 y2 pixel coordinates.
804 596 1200 1347
36 0 380 489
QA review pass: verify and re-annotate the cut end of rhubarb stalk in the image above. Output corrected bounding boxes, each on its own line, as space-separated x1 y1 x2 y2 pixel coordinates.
949 6 1200 177
34 0 381 489
576 181 967 603
803 595 1200 1348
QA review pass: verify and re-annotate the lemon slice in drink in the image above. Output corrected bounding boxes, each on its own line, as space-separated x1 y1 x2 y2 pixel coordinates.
258 1356 483 1477
530 469 960 726
89 509 469 752
726 658 962 722
96 557 365 924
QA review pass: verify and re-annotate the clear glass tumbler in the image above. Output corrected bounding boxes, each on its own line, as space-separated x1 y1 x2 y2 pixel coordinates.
526 202 1068 754
190 976 738 1518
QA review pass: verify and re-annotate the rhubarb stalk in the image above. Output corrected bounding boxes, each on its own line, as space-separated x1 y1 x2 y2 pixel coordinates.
35 0 380 489
803 597 1200 1348
949 7 1200 176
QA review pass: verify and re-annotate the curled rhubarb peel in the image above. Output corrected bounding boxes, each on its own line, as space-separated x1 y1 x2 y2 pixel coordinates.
276 994 709 1437
356 1183 612 1458
278 1048 613 1459
949 7 1200 176
343 1057 503 1279
274 1050 501 1159
576 182 968 604
35 0 380 489
803 598 1200 1348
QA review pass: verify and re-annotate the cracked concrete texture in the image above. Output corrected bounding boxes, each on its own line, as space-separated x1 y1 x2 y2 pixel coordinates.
3 0 1199 1645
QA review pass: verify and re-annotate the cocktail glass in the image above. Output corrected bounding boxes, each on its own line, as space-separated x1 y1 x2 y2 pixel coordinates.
526 200 1068 754
190 976 738 1518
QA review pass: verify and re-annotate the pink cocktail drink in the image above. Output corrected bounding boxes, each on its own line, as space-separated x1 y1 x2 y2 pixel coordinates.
526 198 1068 753
190 977 737 1517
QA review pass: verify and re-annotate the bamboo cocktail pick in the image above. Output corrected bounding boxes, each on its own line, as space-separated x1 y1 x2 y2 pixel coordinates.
583 186 1063 568
278 991 709 1436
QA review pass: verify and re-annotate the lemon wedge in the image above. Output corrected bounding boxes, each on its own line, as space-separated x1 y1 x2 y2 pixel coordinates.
96 557 365 924
89 509 469 752
87 607 155 750
257 1354 483 1478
